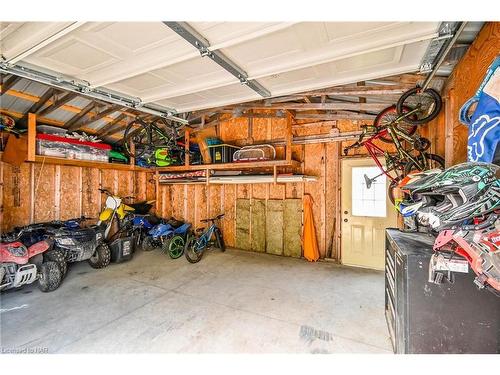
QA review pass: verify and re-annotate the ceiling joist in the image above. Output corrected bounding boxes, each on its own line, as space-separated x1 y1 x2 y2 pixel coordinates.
74 105 123 131
0 75 22 96
65 102 96 131
37 91 79 117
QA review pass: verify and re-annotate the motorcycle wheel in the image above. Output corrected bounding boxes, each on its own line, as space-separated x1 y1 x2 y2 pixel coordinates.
166 235 184 259
142 236 156 252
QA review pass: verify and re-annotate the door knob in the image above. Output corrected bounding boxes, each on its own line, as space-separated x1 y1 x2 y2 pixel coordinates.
344 218 348 222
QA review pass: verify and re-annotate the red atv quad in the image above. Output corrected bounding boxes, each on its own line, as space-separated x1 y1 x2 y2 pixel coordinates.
0 228 63 292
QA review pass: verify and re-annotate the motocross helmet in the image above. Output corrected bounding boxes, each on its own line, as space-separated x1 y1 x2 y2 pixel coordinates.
398 163 499 229
397 168 444 217
424 162 499 230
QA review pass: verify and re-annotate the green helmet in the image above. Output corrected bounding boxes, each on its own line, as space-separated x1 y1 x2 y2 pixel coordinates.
399 162 500 231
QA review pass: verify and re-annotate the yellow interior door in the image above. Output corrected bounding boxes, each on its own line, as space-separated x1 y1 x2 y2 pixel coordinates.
341 158 398 270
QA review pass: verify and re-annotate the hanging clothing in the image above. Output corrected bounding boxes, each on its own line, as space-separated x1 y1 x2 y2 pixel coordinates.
302 194 320 262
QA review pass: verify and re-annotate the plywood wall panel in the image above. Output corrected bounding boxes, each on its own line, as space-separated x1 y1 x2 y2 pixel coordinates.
2 163 31 231
1 160 154 232
303 143 325 257
82 167 100 219
33 163 56 223
222 184 236 247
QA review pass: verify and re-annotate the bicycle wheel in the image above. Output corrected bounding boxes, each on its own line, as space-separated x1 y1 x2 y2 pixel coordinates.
166 235 184 259
374 105 417 143
123 119 152 158
388 178 402 206
396 88 442 125
214 229 225 252
404 153 445 176
184 234 204 263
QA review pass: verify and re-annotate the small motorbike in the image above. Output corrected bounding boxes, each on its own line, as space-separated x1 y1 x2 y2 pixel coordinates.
0 228 62 292
123 213 162 249
97 188 155 241
143 219 191 259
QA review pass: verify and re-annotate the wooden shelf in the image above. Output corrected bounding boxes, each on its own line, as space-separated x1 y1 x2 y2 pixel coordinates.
155 159 301 172
33 156 152 172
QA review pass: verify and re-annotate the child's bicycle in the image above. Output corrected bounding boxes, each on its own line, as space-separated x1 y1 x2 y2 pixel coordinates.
184 214 225 264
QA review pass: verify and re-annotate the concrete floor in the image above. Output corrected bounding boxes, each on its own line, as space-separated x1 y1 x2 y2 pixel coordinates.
0 248 392 353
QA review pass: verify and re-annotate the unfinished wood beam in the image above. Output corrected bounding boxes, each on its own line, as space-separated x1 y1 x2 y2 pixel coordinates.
20 88 56 123
285 111 293 162
99 114 129 137
297 85 410 97
230 102 386 111
37 91 79 117
100 115 135 137
0 75 21 96
294 113 376 120
27 113 36 162
65 102 96 130
75 105 123 130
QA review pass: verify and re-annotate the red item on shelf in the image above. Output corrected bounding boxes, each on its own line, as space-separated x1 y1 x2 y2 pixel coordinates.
36 133 112 150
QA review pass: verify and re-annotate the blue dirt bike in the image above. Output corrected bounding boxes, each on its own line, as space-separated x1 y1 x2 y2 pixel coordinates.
143 220 191 259
124 214 162 249
184 214 225 263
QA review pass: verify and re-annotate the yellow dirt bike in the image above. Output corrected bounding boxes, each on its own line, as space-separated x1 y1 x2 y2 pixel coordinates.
97 188 155 240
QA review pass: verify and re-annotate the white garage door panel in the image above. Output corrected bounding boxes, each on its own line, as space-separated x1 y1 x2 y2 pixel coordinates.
221 22 437 78
157 82 259 110
3 21 443 114
0 22 76 60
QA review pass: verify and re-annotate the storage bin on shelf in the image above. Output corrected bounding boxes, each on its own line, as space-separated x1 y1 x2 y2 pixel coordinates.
233 144 276 162
36 133 111 162
207 144 240 164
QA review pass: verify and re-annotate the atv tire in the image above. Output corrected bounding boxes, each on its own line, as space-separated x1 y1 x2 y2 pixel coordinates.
38 261 62 292
88 243 111 269
45 249 68 278
142 236 156 252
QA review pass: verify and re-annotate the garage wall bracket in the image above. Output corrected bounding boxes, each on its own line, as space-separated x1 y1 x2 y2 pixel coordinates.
163 21 271 98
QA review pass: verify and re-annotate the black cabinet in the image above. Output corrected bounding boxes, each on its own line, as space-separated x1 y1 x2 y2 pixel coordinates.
385 228 499 353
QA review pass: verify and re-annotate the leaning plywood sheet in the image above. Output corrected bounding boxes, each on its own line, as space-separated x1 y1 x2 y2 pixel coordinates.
283 199 302 258
235 199 251 251
266 200 284 255
251 199 266 252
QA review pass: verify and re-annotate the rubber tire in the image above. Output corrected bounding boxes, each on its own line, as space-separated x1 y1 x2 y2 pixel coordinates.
132 229 142 250
44 249 67 278
142 236 156 252
215 229 225 252
404 153 445 176
184 235 204 264
396 88 442 125
374 105 417 143
123 121 149 158
388 179 401 206
166 235 184 259
88 243 111 269
38 261 62 292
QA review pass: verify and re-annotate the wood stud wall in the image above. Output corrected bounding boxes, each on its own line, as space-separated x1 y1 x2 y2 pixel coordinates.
0 161 155 232
156 114 352 259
